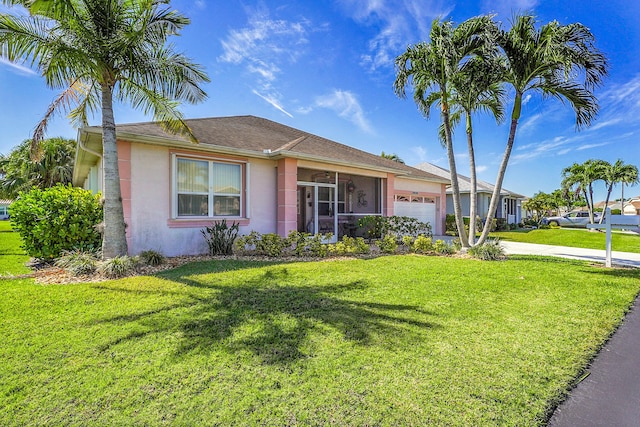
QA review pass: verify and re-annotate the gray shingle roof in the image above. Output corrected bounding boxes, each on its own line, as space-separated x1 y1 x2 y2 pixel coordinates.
82 115 448 183
414 162 525 198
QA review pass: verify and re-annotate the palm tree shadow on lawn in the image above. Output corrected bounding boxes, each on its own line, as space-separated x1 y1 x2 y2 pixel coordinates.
98 261 441 365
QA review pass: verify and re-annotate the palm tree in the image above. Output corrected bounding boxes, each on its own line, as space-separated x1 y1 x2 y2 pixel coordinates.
0 0 209 258
380 152 405 163
447 54 505 245
394 16 495 247
0 137 75 199
599 159 639 222
475 15 608 245
561 159 607 224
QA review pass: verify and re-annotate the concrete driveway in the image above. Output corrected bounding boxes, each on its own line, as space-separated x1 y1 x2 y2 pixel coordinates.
500 241 640 268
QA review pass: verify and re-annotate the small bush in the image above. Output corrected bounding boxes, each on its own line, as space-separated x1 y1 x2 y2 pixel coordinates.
468 240 505 261
308 234 330 257
358 216 432 240
256 233 288 257
138 250 165 266
286 230 311 257
412 235 433 254
377 235 398 254
54 250 99 276
434 239 455 255
98 256 137 278
10 184 103 259
329 236 370 256
495 218 509 232
202 220 239 255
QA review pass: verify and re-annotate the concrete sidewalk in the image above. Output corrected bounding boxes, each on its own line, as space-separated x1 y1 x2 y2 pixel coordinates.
493 240 640 426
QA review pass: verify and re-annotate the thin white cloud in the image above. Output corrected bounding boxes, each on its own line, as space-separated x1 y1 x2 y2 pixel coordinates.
481 0 539 16
518 112 543 134
252 90 293 118
522 94 532 105
476 165 488 173
411 146 427 162
218 5 312 116
576 141 611 151
557 148 571 155
0 58 37 76
337 0 451 72
314 90 373 133
194 0 206 10
588 118 623 131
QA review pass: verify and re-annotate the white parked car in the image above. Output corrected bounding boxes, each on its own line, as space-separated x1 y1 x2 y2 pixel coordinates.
542 211 601 228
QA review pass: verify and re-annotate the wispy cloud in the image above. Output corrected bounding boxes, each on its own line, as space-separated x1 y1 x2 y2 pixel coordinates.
476 165 488 173
218 5 312 116
252 90 293 118
337 0 451 72
576 141 611 151
518 112 543 134
314 90 373 133
411 146 427 162
588 118 623 131
0 58 37 76
481 0 539 17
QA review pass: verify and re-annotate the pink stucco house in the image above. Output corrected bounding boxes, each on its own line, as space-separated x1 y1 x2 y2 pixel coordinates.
73 115 448 256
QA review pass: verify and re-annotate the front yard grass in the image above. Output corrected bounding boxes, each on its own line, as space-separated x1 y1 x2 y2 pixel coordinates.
492 228 640 253
0 220 29 275
2 255 639 426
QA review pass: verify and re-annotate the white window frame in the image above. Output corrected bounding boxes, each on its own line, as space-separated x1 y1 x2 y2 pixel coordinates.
171 154 247 219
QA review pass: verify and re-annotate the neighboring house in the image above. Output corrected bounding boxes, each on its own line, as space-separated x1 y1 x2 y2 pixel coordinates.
0 199 11 220
415 162 524 224
623 197 640 215
73 115 449 256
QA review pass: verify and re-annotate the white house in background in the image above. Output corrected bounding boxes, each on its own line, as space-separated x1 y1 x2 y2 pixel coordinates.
624 197 640 215
0 199 11 220
73 115 449 256
414 162 524 224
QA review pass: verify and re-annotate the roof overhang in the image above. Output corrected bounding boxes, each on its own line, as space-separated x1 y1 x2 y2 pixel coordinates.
73 126 450 185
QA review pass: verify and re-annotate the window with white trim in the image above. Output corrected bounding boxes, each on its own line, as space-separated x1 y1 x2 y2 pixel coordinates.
174 157 242 218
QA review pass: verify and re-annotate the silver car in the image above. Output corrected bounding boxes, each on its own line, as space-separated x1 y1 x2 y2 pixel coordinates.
542 211 601 228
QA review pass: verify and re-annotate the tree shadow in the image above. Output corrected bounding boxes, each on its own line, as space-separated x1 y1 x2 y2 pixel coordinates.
96 261 441 366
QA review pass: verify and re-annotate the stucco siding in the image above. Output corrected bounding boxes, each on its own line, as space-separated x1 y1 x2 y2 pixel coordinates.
127 143 278 256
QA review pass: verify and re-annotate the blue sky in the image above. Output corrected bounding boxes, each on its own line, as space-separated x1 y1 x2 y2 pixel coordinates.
1 0 639 201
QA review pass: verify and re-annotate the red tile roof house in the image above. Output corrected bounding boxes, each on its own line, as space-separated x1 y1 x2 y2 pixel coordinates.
73 116 449 256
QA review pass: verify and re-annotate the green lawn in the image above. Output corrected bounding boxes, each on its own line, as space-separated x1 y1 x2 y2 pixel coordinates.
0 220 29 275
492 228 640 253
2 254 639 426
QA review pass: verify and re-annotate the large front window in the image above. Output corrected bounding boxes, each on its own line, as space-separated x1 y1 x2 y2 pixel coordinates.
175 157 242 217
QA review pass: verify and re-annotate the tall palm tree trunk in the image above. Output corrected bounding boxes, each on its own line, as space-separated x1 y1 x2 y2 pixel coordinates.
443 106 469 247
598 184 614 224
101 84 128 258
466 113 477 246
477 95 521 245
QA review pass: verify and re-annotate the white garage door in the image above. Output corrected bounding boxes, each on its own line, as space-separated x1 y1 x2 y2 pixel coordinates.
394 196 436 226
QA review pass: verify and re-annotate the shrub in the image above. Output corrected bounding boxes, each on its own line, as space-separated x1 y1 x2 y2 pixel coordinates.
286 230 311 257
138 250 165 266
413 235 434 254
10 184 103 259
201 220 239 255
329 236 370 256
358 215 432 240
445 214 457 234
98 256 137 278
256 233 287 257
402 235 415 251
495 218 509 232
307 234 330 257
434 239 455 255
377 235 398 254
54 250 99 276
468 240 505 261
